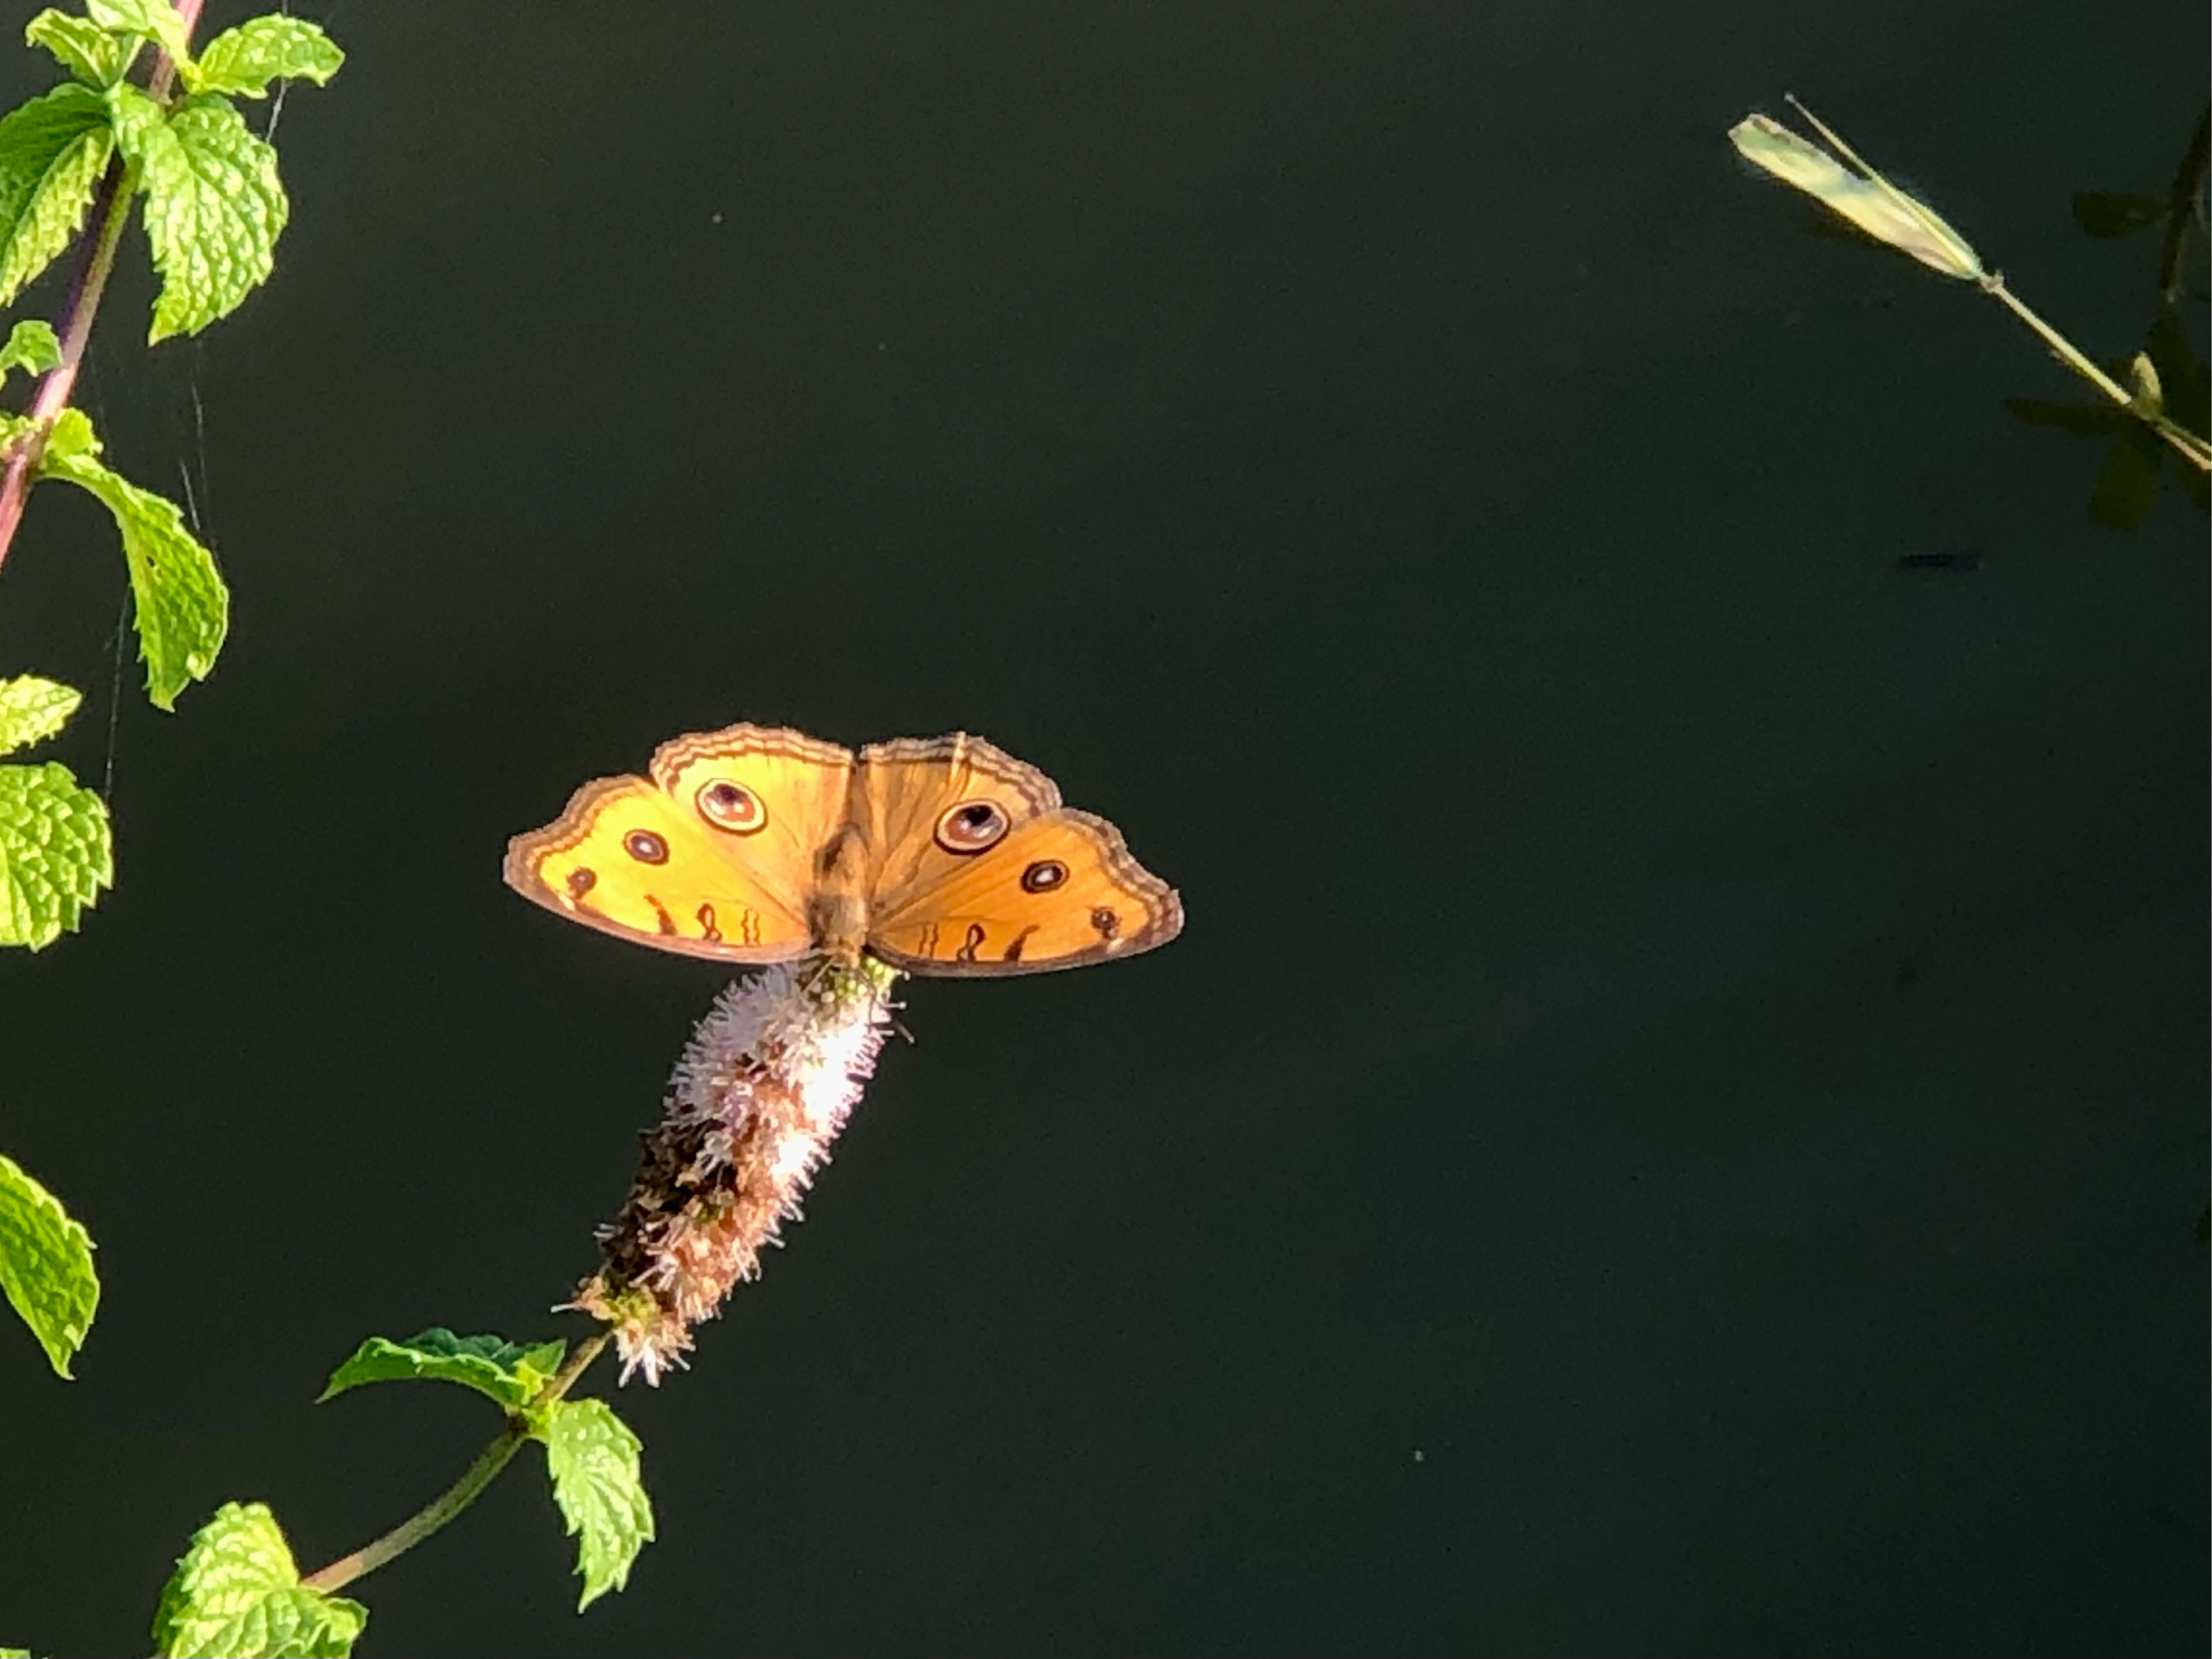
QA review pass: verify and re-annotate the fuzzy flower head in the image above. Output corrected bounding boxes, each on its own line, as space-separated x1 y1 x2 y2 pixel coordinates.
573 954 899 1384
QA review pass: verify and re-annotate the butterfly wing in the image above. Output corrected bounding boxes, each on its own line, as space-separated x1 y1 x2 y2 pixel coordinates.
858 734 1182 975
503 723 854 963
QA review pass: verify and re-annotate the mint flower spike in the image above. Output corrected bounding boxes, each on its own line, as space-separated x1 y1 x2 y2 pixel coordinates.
574 955 899 1385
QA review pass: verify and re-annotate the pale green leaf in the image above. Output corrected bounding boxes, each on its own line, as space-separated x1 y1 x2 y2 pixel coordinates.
150 1502 367 1659
0 674 80 755
26 9 134 87
0 1151 99 1377
85 0 190 69
0 319 61 380
187 15 343 98
0 759 112 948
0 83 114 308
1730 109 1984 281
108 88 285 340
318 1327 566 1412
542 1398 655 1609
41 405 94 460
2124 351 2165 418
37 426 227 709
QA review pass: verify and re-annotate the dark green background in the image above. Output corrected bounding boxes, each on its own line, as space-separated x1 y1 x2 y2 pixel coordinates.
2 2 2205 1653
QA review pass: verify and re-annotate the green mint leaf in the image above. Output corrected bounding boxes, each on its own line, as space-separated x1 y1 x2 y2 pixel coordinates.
0 319 61 380
26 10 134 88
0 759 113 949
40 405 93 460
318 1328 567 1411
542 1398 654 1609
0 1151 99 1377
108 88 285 341
37 430 227 709
0 83 114 309
150 1501 367 1659
187 15 343 98
85 0 191 70
0 674 80 755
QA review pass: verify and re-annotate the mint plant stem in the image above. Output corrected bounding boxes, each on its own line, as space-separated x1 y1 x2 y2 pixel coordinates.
0 0 203 575
300 1330 612 1594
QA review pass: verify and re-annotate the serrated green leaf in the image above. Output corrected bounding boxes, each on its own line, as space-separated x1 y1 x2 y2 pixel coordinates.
318 1328 567 1411
542 1398 654 1609
2088 424 2165 530
0 319 61 380
85 0 190 70
0 1643 29 1656
2070 190 2167 238
0 83 114 309
0 1151 99 1377
0 759 113 949
0 675 80 755
37 433 227 709
26 9 134 88
151 1501 367 1659
109 87 284 342
186 16 343 98
41 404 93 460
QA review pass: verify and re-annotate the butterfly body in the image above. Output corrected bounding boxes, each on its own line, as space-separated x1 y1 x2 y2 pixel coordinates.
505 725 1182 976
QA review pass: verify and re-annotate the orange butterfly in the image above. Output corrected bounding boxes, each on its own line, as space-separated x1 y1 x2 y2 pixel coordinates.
504 725 1182 975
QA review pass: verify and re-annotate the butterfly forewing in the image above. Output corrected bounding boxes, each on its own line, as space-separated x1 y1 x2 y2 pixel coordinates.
503 724 853 963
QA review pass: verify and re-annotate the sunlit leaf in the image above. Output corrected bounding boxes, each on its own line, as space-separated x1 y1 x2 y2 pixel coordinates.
0 1151 99 1376
108 87 287 342
0 759 112 948
185 16 343 98
542 1398 655 1609
1730 109 1984 281
25 9 134 88
318 1327 566 1412
0 675 79 755
0 83 114 307
35 411 228 710
150 1502 367 1659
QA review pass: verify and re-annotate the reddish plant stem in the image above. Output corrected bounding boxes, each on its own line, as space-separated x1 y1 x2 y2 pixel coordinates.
0 0 206 577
